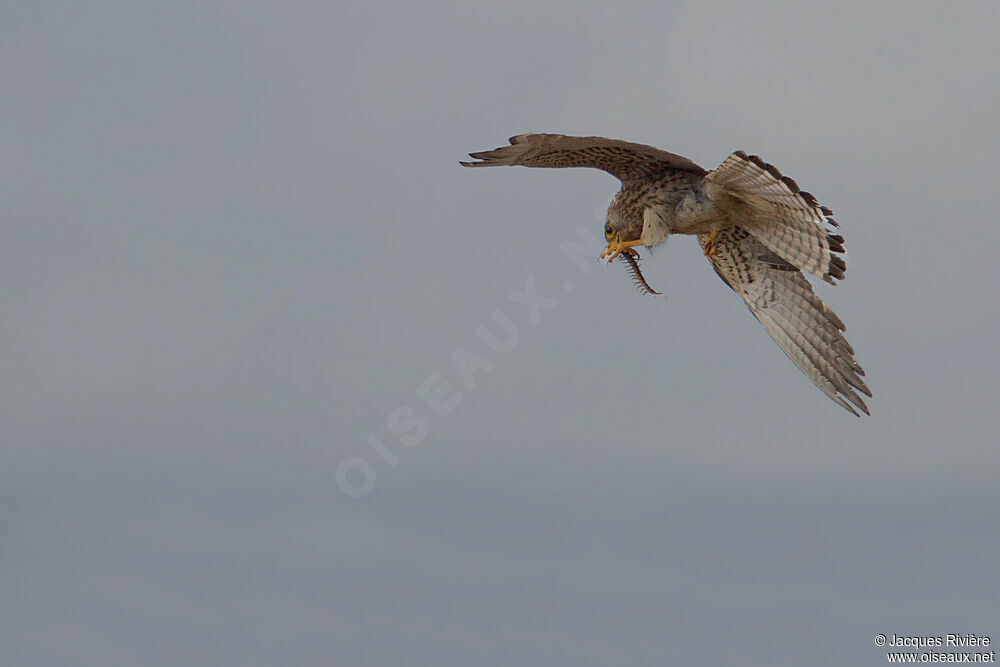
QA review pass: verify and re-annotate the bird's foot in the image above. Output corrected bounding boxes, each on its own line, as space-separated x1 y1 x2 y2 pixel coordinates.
600 239 644 264
702 230 721 257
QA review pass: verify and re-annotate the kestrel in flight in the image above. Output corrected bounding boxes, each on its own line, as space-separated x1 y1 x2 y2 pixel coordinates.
461 134 871 416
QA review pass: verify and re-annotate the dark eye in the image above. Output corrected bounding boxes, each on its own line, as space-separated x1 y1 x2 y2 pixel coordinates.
604 224 613 238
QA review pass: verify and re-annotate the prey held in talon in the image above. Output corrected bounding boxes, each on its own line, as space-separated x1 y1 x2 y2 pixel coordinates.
599 226 644 264
462 133 872 416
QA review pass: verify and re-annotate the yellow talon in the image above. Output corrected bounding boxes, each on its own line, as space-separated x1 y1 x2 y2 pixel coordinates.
703 230 721 257
600 234 644 264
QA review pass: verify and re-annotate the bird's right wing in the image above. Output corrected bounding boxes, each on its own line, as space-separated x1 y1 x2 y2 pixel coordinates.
461 133 705 184
701 227 871 416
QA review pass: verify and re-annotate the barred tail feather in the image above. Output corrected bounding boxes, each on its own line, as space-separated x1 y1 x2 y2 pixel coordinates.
705 151 847 284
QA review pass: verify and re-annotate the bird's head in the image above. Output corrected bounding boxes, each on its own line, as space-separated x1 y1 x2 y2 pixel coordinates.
599 192 646 265
603 192 644 248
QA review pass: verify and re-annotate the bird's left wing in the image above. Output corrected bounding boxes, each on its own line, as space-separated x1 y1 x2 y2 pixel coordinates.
461 133 705 185
701 227 871 416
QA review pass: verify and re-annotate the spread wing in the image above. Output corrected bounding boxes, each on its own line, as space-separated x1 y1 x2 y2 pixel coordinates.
701 227 871 416
703 151 845 284
460 133 705 184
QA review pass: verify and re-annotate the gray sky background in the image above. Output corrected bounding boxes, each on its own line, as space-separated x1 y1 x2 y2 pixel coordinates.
2 1 998 665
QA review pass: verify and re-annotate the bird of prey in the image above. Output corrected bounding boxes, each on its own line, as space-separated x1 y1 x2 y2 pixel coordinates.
461 133 871 416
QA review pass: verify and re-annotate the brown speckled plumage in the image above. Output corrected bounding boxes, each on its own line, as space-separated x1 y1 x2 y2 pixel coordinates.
462 133 871 415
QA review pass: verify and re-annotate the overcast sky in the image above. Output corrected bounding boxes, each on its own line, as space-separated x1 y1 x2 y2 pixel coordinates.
2 1 998 665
